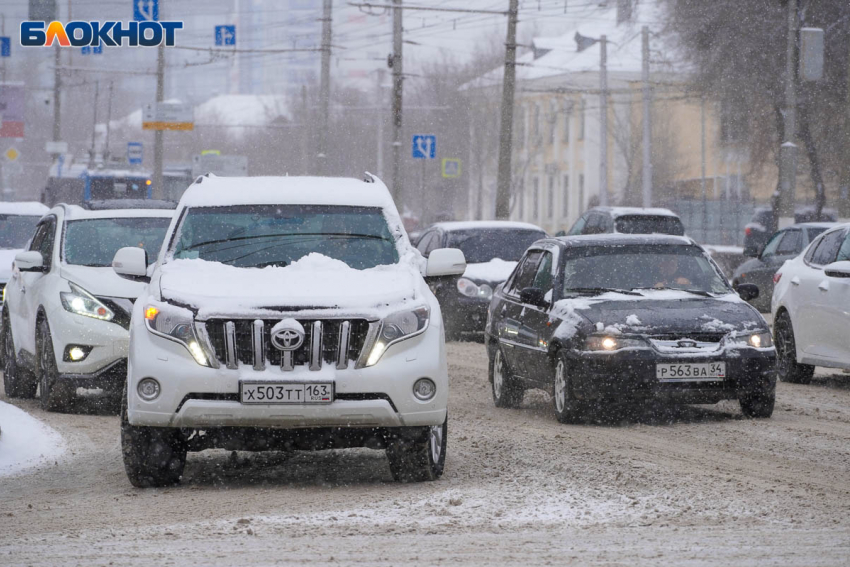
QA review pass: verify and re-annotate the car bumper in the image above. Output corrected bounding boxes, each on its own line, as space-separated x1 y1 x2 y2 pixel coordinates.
127 319 449 430
567 347 776 403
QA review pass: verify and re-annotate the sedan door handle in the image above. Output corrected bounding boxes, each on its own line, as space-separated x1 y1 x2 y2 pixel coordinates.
790 276 801 286
818 281 829 292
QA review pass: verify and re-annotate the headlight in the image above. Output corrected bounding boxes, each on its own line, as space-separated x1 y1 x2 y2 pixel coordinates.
365 305 430 367
732 331 773 348
60 282 114 321
144 301 212 366
585 335 646 351
457 278 493 301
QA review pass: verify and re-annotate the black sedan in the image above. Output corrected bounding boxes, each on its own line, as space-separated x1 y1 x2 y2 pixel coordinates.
485 234 776 422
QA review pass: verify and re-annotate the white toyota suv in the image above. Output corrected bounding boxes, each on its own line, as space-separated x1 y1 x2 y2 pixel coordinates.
114 175 466 487
2 203 174 410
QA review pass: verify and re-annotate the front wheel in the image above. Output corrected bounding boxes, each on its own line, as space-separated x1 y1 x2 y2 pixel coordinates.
553 352 587 424
490 347 523 408
38 319 71 412
740 385 775 418
774 312 814 384
385 416 447 483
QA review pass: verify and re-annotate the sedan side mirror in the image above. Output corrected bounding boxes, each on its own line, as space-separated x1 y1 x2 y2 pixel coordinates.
824 260 850 279
425 248 466 278
519 287 549 308
112 247 149 282
15 251 45 272
735 282 760 301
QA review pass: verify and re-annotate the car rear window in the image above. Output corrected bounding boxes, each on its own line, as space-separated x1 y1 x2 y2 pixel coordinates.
614 215 685 236
446 228 546 263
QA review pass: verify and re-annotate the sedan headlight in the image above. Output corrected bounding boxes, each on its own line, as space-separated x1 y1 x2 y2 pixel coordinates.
144 301 211 366
365 305 430 367
60 282 114 321
457 278 493 301
732 331 773 348
585 335 646 351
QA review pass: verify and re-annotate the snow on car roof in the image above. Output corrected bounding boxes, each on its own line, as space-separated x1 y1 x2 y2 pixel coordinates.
0 201 49 216
431 220 546 232
557 233 693 247
58 204 175 221
591 206 680 219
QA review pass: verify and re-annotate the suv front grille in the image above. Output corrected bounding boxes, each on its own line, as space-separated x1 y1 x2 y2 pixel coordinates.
205 318 376 371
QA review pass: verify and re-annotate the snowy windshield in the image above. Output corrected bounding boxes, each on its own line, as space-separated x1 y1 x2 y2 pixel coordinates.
562 245 730 296
63 218 171 267
171 205 399 270
446 229 545 263
0 215 42 249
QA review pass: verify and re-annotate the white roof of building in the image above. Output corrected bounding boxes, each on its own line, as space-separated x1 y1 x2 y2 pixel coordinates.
432 220 546 232
0 202 50 216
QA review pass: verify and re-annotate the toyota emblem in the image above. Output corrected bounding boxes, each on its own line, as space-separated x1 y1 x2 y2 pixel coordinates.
272 327 304 351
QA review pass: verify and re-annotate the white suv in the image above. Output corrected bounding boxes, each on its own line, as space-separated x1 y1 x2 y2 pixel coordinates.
2 203 174 410
772 223 850 383
114 175 466 487
0 201 50 306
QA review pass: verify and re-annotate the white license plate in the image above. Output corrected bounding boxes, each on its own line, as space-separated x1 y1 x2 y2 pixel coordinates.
239 381 333 404
656 362 726 382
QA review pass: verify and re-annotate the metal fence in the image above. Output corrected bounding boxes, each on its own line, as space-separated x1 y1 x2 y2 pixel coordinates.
670 199 756 247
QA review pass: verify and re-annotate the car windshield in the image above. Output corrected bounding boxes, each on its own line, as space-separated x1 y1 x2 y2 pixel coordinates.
614 215 685 236
171 205 399 270
0 214 42 249
562 244 731 296
446 228 545 263
64 217 171 267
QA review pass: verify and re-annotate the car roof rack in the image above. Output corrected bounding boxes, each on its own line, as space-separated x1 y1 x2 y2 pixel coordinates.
81 199 178 210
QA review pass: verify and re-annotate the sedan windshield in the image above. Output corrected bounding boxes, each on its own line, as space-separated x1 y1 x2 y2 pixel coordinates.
64 217 171 267
171 205 399 270
0 214 42 249
446 229 545 263
562 245 731 296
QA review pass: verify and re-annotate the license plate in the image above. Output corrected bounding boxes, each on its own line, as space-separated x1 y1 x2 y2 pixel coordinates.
239 381 334 404
656 362 726 382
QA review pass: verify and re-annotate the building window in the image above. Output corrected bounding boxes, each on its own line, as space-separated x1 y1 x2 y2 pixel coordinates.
562 107 570 144
532 177 539 220
548 176 555 218
578 99 585 140
532 104 540 141
548 101 557 145
562 174 569 217
578 173 585 211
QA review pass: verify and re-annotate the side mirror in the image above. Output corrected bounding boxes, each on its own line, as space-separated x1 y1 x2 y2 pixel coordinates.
112 247 149 281
15 251 45 272
519 287 549 308
425 248 466 278
824 261 850 279
735 282 760 301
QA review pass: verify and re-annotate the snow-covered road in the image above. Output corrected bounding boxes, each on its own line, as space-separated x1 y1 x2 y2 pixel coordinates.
1 342 848 565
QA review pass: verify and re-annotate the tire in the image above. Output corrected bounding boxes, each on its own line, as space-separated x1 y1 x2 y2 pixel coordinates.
552 351 587 424
37 319 71 412
740 385 775 418
121 385 187 488
3 311 36 399
774 311 814 385
490 346 523 408
385 416 447 483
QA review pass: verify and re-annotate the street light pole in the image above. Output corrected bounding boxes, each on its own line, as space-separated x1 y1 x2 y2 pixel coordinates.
599 35 608 207
316 0 332 175
641 25 652 208
494 0 519 219
777 0 798 228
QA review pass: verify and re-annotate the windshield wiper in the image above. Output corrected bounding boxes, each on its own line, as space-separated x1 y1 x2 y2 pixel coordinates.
563 287 642 296
180 232 388 252
633 286 716 297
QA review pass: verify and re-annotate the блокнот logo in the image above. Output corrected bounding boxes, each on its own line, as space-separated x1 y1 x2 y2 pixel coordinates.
20 20 183 47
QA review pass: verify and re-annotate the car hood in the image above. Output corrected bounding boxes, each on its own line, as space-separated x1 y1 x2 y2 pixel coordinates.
463 259 517 284
0 249 22 283
551 290 765 339
157 254 423 319
60 264 148 299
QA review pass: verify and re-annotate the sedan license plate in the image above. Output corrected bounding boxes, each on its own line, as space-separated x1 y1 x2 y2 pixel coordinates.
239 381 333 404
656 362 726 382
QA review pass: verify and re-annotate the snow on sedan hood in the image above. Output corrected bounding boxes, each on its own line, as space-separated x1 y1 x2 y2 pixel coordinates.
158 253 422 319
60 264 148 299
462 258 517 283
0 249 22 283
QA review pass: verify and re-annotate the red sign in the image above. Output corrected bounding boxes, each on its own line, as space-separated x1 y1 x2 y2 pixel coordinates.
0 84 25 138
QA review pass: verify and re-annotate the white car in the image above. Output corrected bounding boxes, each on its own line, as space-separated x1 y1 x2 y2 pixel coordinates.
114 174 466 487
0 201 50 305
771 223 850 383
2 203 174 410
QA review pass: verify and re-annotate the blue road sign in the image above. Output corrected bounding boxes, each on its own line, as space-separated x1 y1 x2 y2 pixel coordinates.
0 38 10 58
412 134 436 159
215 25 236 46
127 142 143 165
81 45 102 55
133 0 158 22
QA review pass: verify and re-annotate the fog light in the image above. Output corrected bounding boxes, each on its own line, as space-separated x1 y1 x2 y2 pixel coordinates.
63 344 91 362
69 347 85 361
137 378 161 401
413 378 436 401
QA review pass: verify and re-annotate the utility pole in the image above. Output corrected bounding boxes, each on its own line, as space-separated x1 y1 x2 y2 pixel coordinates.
104 81 114 160
391 0 403 203
89 81 100 166
376 69 385 179
317 0 332 176
641 25 652 208
52 46 61 146
599 35 608 207
152 40 165 199
777 0 798 228
841 33 850 218
701 95 708 242
494 0 519 219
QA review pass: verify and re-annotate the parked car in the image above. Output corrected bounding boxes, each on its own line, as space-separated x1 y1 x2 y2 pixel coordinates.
416 221 547 340
114 174 466 487
567 206 685 236
743 206 837 257
0 201 49 308
733 223 837 312
771 223 850 384
1 203 174 410
485 234 776 421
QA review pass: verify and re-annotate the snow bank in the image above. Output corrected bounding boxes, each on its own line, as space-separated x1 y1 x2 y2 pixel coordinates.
463 259 517 283
0 401 66 478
